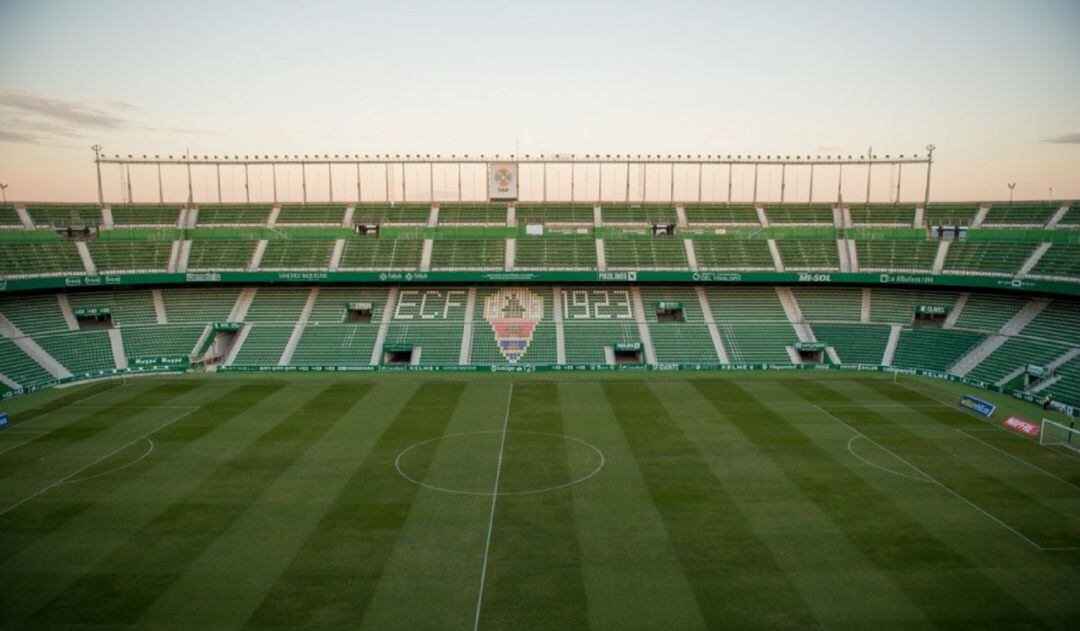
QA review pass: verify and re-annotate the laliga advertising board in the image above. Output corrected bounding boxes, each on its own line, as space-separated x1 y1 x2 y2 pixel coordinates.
488 162 518 201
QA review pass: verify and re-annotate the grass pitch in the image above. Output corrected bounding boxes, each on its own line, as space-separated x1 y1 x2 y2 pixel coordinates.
0 372 1078 629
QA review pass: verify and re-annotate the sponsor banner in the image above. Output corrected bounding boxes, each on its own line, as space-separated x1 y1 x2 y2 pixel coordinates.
1002 415 1040 436
129 355 190 368
1026 364 1050 378
0 412 8 427
916 305 948 315
212 322 243 332
487 163 519 201
1 270 1079 296
959 393 997 418
74 307 110 317
795 341 827 351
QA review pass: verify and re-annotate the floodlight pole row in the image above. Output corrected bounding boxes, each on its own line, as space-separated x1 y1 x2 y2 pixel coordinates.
92 149 934 206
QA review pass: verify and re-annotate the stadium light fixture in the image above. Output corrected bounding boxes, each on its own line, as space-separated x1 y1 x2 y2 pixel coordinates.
0 182 8 205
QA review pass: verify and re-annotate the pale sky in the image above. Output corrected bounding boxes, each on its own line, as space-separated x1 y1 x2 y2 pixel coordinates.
0 0 1077 203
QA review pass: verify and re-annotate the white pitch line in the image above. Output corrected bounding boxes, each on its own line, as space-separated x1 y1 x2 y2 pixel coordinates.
955 429 1080 492
0 406 198 518
811 403 1068 552
0 431 47 457
473 382 514 631
3 383 130 430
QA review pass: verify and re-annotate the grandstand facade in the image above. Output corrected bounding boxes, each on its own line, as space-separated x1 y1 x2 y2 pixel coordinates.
2 196 1078 414
1 151 1077 416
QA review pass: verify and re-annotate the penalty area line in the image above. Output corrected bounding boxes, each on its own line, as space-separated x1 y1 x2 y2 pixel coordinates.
812 403 1069 552
473 382 514 631
0 406 199 518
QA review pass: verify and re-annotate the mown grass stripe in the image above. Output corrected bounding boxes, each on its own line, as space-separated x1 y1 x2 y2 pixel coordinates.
244 382 466 629
0 382 201 480
603 380 820 629
786 379 1079 550
25 382 366 626
477 382 589 630
697 380 1048 626
3 381 125 427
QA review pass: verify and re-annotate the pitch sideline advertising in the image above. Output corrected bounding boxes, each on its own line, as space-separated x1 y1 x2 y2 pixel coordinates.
487 162 518 201
959 393 997 418
1002 416 1040 436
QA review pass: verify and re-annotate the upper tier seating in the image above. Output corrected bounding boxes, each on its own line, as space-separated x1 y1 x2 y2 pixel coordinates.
258 240 334 269
87 241 172 272
604 239 688 269
601 204 677 224
352 204 431 225
0 203 22 226
855 240 938 272
982 202 1058 225
943 242 1037 276
195 205 271 225
763 205 833 224
517 204 595 224
338 239 423 270
109 205 181 226
924 204 980 226
27 204 102 227
1028 244 1080 279
276 205 346 225
1058 206 1080 227
775 239 839 270
438 204 508 225
187 240 256 270
0 243 85 277
246 287 312 322
849 205 916 225
515 238 596 270
683 204 759 224
692 239 774 270
892 328 984 372
430 239 505 270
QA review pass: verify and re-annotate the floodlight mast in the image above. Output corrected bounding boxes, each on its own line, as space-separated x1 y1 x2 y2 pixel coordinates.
92 144 104 206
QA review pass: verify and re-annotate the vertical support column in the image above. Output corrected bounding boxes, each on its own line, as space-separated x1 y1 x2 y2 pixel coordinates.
752 163 759 206
328 163 334 203
697 163 703 202
356 163 362 203
92 145 105 207
542 162 547 203
727 163 733 203
808 164 814 203
570 163 575 202
429 162 434 203
157 164 164 203
126 163 133 203
216 164 222 203
865 147 872 204
401 162 406 202
837 164 843 205
625 162 631 202
780 164 786 203
301 161 308 204
895 164 902 204
669 162 675 202
186 159 194 206
272 163 278 204
244 163 251 203
385 163 391 202
552 286 566 364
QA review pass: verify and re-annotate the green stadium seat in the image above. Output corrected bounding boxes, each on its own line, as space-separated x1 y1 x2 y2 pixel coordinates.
338 239 423 270
276 205 346 225
196 204 271 225
0 242 86 277
604 238 687 269
856 240 938 272
692 239 774 270
438 204 508 225
892 328 983 372
515 238 596 270
943 242 1037 276
775 239 839 270
430 239 504 270
187 240 256 270
258 240 334 269
764 205 833 224
109 205 181 226
683 204 759 224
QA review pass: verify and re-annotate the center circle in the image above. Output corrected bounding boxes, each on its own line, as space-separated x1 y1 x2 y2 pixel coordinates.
395 430 605 496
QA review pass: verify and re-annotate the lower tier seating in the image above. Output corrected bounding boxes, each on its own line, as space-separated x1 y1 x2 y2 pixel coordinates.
231 325 294 365
35 330 115 376
810 323 890 364
892 328 984 372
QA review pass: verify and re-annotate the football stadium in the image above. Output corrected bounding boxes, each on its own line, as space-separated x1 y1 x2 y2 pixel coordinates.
2 1 1079 629
0 149 1078 628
